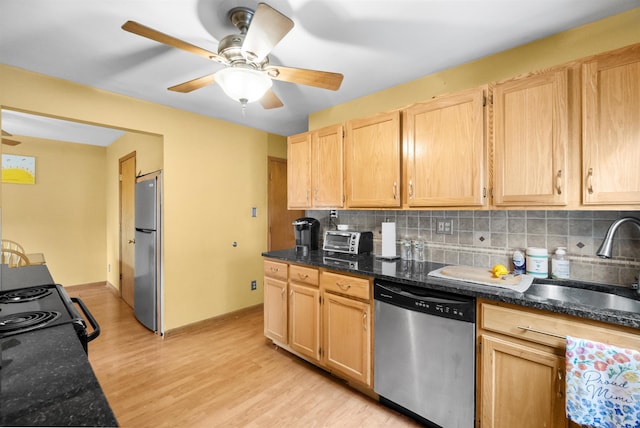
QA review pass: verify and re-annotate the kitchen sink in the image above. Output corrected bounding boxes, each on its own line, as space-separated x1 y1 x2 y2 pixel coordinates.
524 283 640 313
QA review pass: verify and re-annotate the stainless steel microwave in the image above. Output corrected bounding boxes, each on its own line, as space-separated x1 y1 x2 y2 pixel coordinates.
323 230 373 254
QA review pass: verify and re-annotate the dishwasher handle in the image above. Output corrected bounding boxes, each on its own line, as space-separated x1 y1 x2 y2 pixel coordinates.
376 282 472 305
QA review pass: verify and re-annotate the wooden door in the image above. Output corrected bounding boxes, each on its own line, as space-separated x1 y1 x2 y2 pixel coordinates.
289 282 320 361
322 292 371 386
582 43 640 205
493 68 569 206
119 152 136 308
480 334 566 428
264 276 288 344
405 86 486 207
345 111 401 208
268 157 303 251
312 124 344 208
287 132 312 209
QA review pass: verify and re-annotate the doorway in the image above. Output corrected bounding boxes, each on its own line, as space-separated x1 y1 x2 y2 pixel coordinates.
267 157 303 251
119 152 136 308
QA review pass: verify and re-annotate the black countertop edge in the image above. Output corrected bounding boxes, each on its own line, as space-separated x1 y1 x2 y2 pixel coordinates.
262 249 640 330
1 324 118 427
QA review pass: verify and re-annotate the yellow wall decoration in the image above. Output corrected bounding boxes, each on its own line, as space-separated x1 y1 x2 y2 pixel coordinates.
2 154 36 184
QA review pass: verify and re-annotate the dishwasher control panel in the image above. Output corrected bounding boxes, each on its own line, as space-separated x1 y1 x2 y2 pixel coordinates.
374 280 475 323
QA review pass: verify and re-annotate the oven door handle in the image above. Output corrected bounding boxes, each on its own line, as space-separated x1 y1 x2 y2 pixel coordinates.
71 297 101 342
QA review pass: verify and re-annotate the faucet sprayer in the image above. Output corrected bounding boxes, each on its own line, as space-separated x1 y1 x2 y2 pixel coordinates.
596 216 640 258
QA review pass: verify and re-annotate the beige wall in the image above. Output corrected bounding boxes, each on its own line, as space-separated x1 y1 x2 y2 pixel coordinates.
310 8 640 130
105 131 163 288
0 66 276 331
1 136 106 285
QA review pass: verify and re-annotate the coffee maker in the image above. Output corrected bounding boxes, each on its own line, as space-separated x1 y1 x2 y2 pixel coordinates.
292 217 320 255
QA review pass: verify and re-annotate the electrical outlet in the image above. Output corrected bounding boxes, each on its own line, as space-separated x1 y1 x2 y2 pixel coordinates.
329 210 338 218
436 219 454 235
251 280 257 291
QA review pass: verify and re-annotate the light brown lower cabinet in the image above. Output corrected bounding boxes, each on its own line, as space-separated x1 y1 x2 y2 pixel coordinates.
263 259 373 389
322 291 371 386
477 299 640 428
480 334 566 428
289 279 321 362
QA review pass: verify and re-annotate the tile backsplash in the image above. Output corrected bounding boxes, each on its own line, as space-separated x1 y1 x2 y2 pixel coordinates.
306 209 640 287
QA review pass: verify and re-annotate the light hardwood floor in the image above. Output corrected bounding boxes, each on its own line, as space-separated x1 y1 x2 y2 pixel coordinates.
74 284 421 428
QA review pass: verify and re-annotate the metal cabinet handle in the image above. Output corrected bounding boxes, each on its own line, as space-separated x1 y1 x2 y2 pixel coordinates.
281 288 285 297
587 168 594 194
392 181 398 200
517 325 565 339
298 273 309 280
128 239 135 244
363 311 368 331
557 369 564 398
270 267 280 273
408 180 414 199
336 281 351 291
556 170 562 195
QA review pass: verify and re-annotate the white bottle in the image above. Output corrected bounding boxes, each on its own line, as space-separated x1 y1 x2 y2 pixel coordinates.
551 247 570 279
526 247 548 278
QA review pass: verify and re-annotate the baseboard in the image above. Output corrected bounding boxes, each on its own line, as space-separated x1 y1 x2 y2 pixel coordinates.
65 281 121 297
164 304 263 338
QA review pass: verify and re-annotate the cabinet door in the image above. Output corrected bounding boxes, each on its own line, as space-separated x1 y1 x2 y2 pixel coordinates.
493 69 569 206
405 86 486 207
582 44 640 205
480 334 566 428
287 132 312 209
289 282 320 361
312 124 344 208
345 111 401 208
264 277 288 344
322 292 371 386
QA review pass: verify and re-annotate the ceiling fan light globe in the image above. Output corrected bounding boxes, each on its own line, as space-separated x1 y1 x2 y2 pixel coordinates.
215 67 272 104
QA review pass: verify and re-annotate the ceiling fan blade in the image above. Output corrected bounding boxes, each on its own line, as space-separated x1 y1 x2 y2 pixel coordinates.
242 3 294 63
168 74 216 93
260 88 284 109
266 65 343 91
2 138 21 146
122 21 229 65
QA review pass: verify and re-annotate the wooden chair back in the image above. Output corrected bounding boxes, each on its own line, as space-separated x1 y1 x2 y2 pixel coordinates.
1 248 31 268
2 239 25 253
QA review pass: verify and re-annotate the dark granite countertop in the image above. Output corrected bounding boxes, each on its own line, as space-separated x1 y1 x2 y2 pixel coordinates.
1 324 118 427
263 249 640 330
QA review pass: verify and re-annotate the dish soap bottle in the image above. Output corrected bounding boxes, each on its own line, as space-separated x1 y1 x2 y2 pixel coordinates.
551 247 570 279
513 250 526 275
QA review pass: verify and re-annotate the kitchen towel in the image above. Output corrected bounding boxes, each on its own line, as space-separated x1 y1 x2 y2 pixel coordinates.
565 336 640 428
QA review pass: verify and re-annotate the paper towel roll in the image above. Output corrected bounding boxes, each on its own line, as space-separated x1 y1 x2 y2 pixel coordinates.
381 222 396 258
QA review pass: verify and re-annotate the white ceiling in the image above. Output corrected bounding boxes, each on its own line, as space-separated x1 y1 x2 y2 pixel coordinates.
1 0 639 143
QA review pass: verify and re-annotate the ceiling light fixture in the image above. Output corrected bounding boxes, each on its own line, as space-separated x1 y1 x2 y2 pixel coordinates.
214 66 272 109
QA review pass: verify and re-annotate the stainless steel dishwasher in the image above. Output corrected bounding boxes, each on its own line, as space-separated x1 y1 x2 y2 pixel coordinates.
374 279 476 428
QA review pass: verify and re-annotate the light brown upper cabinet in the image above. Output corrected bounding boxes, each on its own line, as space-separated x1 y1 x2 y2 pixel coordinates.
287 125 344 209
582 43 640 205
345 111 401 208
312 124 344 208
287 132 312 209
492 68 571 206
404 86 487 207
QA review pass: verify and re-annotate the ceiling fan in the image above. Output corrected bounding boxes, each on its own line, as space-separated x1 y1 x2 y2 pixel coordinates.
122 2 344 109
2 130 20 146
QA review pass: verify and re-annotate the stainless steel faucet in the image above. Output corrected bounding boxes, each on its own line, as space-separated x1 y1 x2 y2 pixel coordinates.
596 216 640 293
596 216 640 258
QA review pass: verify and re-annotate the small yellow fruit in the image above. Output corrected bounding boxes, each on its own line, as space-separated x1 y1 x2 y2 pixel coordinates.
492 264 509 278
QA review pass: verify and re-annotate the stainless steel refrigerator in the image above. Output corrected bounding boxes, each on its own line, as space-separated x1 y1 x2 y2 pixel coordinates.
134 172 162 332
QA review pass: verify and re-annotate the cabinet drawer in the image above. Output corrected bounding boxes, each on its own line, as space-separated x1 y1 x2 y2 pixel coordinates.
479 301 640 351
264 260 288 281
321 271 371 300
289 265 319 286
